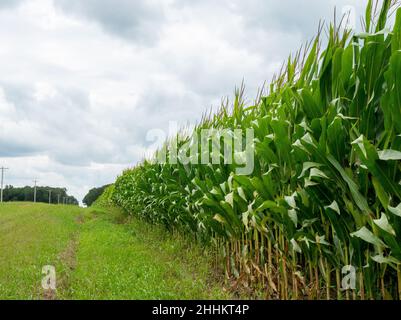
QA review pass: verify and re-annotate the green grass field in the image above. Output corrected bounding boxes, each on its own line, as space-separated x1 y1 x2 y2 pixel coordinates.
0 203 229 300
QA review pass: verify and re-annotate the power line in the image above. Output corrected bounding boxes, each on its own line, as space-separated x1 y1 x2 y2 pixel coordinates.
0 167 9 203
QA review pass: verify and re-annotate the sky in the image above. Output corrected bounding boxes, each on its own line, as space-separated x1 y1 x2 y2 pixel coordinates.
0 0 368 203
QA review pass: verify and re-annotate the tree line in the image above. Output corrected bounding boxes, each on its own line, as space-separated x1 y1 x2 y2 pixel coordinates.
2 185 79 205
82 184 111 207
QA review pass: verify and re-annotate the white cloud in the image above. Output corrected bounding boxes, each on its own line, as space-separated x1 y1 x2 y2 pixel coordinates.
53 0 167 44
0 0 370 202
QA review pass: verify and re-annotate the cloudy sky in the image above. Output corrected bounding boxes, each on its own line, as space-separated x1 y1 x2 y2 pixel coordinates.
0 0 367 203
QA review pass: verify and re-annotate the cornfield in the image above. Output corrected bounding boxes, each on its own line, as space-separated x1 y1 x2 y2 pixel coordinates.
112 0 401 299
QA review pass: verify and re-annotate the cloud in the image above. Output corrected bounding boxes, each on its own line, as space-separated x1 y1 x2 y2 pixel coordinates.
0 81 140 167
0 0 25 9
53 0 166 44
0 142 40 157
0 0 371 202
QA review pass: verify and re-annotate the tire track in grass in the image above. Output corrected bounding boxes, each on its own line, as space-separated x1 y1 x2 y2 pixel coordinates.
64 207 230 300
0 203 83 300
42 215 85 300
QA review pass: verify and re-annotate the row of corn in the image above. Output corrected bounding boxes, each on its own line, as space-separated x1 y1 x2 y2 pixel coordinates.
111 0 401 299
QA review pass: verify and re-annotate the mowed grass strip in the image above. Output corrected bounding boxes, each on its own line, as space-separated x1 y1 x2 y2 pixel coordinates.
0 203 83 299
65 207 230 300
0 203 229 300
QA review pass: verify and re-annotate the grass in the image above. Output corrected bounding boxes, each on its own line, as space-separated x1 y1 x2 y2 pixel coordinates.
0 203 230 300
0 203 82 299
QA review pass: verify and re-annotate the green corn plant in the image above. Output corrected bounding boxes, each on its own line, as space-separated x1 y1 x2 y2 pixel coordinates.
112 0 401 299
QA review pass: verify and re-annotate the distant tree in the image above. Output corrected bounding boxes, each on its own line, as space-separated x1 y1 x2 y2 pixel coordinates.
83 184 111 207
2 185 78 205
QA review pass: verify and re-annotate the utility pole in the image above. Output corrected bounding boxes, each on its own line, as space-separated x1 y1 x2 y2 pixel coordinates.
33 179 38 203
0 167 9 203
57 194 60 205
48 189 52 204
